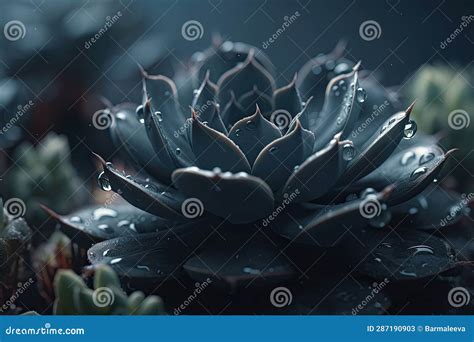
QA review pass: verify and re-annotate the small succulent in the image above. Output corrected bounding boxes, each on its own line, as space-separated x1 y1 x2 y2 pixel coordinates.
49 42 469 314
0 198 31 304
53 264 164 315
404 64 474 191
5 132 88 232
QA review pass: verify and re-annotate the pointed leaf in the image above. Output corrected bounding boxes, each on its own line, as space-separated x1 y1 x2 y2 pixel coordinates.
252 121 315 191
191 114 251 173
172 167 274 224
312 66 361 152
217 49 275 105
270 187 393 247
228 107 282 165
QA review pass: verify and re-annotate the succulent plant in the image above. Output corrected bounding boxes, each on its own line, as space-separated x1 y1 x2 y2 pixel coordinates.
4 132 88 232
48 41 470 314
53 264 164 315
0 197 31 305
404 64 474 191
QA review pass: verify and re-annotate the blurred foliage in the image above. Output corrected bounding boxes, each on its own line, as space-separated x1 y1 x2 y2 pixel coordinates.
405 64 474 189
54 264 165 315
5 132 88 228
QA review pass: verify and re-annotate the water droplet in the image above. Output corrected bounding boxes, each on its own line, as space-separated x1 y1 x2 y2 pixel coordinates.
155 111 163 122
419 152 434 165
403 120 417 139
136 265 150 271
311 65 322 75
69 216 83 224
356 87 367 103
243 267 261 275
332 85 339 93
380 124 388 133
400 270 417 277
269 146 279 153
408 245 434 255
193 89 199 96
175 148 181 155
400 151 416 165
408 207 419 215
116 112 126 120
221 41 234 52
98 171 111 191
117 220 130 228
234 128 242 137
298 224 303 230
338 79 347 90
246 120 257 131
110 258 122 264
411 166 428 179
325 60 335 70
379 242 392 249
92 208 118 220
374 257 382 263
129 223 137 232
433 178 438 183
334 63 350 75
136 105 144 122
342 143 356 161
360 188 377 198
293 165 300 172
102 249 110 256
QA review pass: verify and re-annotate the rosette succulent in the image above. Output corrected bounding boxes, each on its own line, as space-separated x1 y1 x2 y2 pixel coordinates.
47 41 470 314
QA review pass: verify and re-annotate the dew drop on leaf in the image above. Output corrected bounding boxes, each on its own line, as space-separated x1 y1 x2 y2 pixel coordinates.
342 143 356 161
411 166 428 179
98 171 111 191
403 120 417 139
355 87 367 103
400 151 416 165
419 152 434 165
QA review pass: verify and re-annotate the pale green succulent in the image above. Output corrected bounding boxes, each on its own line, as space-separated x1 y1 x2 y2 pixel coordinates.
6 132 87 227
405 64 474 189
53 264 165 315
